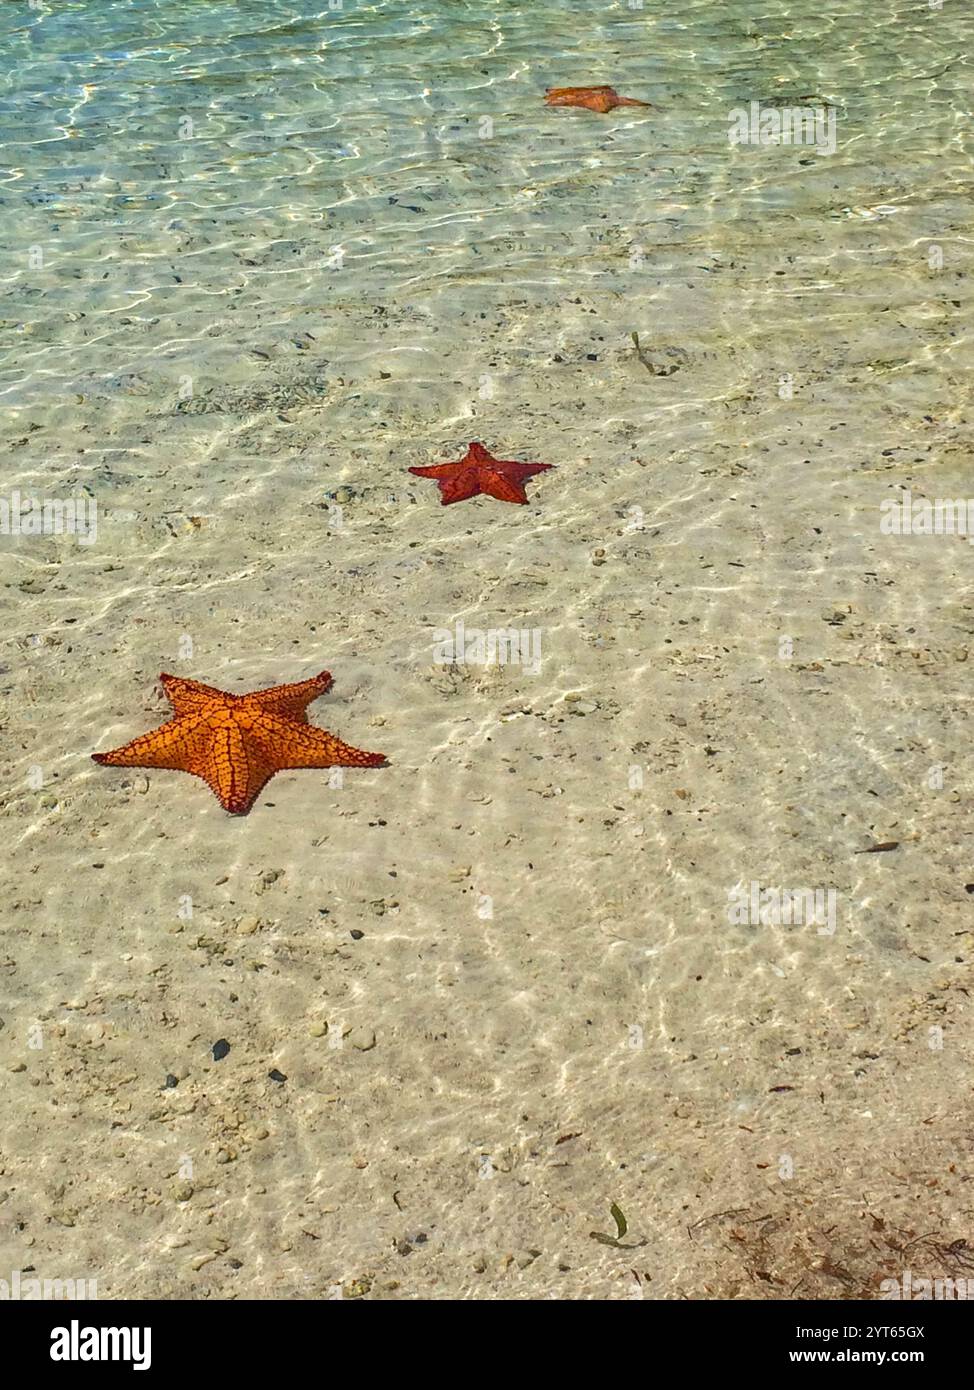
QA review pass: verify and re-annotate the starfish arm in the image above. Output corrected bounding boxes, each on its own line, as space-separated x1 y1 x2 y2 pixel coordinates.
92 714 207 771
250 713 387 769
483 473 531 504
546 86 616 97
543 86 646 112
503 460 553 478
197 723 276 815
544 85 611 106
408 463 466 479
408 462 483 505
242 670 333 720
160 673 229 715
465 442 494 465
435 471 485 505
545 87 614 111
482 462 549 504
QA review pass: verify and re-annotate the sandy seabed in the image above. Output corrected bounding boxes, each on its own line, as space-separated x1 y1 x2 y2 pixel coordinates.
1 0 973 1300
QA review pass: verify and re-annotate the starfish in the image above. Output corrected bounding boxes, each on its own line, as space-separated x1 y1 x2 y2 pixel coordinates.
544 85 651 114
92 670 386 815
408 441 553 506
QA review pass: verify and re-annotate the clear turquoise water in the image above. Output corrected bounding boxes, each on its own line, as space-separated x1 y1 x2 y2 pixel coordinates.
1 1 972 1300
2 0 969 415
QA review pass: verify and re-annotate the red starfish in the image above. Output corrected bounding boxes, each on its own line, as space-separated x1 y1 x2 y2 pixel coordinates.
92 670 386 815
408 441 554 506
544 85 651 114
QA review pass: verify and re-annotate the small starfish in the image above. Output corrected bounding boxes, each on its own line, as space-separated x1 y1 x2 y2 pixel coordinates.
544 85 651 114
408 441 554 506
92 670 386 815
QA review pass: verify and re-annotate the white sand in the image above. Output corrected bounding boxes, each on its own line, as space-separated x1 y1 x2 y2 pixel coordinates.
1 1 973 1300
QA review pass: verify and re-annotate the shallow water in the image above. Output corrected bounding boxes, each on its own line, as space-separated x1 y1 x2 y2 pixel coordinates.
1 0 972 1300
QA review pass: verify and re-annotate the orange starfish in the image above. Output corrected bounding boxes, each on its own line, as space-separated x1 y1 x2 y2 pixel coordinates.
409 441 554 506
92 670 386 815
544 85 651 114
